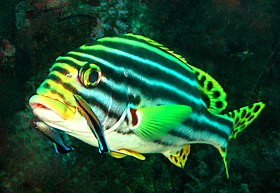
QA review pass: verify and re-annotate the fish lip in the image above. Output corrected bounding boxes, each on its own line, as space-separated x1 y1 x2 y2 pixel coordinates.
29 95 76 121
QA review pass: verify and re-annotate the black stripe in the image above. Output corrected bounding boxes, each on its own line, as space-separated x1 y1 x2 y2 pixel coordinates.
47 74 76 94
183 116 230 139
51 66 72 77
42 82 67 103
54 59 82 68
68 50 202 108
97 39 186 71
100 35 192 76
169 129 194 141
76 45 198 98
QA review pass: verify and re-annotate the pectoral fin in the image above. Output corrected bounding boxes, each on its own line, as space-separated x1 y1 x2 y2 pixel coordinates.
163 144 191 168
130 105 192 141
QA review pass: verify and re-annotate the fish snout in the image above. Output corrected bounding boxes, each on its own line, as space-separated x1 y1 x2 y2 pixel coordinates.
29 95 76 121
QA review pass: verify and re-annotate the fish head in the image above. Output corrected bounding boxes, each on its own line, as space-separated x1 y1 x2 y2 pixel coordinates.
29 56 129 145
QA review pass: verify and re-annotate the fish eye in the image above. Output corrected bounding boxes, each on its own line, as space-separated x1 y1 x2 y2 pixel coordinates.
79 63 102 87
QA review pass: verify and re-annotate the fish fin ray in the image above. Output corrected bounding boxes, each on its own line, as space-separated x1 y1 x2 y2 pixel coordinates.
163 145 191 168
132 105 192 141
227 102 265 140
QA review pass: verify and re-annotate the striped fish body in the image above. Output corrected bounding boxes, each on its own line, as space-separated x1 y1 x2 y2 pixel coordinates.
29 34 265 174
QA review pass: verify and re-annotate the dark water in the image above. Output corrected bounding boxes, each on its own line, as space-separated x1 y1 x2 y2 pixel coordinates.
0 0 279 192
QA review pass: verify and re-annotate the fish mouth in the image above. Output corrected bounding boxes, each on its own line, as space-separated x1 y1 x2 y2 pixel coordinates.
29 95 76 121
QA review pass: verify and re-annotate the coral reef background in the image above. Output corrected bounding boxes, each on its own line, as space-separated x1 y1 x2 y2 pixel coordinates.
0 0 279 192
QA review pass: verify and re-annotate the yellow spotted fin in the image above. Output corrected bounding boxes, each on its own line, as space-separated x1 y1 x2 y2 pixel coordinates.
163 144 191 168
227 102 266 140
190 65 227 114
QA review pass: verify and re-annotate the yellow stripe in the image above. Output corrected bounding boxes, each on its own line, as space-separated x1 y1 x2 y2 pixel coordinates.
54 56 86 67
49 71 80 91
37 78 79 109
52 62 79 74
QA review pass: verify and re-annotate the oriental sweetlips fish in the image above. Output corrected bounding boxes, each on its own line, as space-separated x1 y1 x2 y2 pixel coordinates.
29 34 265 177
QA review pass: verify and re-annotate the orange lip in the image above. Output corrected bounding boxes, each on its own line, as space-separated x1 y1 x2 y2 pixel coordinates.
29 95 76 120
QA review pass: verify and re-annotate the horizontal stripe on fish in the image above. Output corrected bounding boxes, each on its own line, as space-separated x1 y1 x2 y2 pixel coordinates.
124 34 192 67
54 56 86 67
78 44 197 89
96 36 192 73
50 62 79 74
169 127 228 148
184 119 230 139
67 51 205 108
38 79 69 103
77 44 201 103
189 113 232 136
88 42 195 86
48 71 80 90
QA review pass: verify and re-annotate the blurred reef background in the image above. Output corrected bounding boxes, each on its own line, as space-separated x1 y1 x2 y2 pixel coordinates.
0 0 279 192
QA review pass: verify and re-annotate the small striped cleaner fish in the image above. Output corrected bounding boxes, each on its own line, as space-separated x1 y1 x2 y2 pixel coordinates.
29 34 265 177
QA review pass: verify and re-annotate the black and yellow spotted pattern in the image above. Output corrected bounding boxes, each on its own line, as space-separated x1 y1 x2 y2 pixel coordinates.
190 65 227 114
228 102 265 140
164 145 191 168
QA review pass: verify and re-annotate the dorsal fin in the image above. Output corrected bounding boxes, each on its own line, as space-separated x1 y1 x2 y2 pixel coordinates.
124 34 227 114
189 65 227 114
124 33 189 66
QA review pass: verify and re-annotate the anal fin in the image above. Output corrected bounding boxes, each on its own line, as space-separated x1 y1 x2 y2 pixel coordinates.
163 144 190 168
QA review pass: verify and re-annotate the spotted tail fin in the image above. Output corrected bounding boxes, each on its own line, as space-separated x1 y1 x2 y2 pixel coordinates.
227 102 265 140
